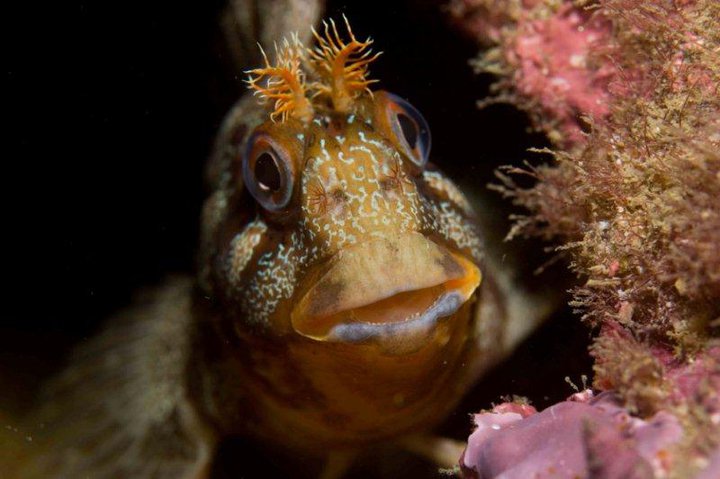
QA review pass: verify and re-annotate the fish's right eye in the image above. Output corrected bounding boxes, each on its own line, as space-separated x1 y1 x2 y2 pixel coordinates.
243 133 295 211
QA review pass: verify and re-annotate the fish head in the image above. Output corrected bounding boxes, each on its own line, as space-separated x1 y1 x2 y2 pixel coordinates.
213 82 484 354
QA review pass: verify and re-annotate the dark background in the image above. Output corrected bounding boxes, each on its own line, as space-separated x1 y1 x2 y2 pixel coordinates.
5 0 592 475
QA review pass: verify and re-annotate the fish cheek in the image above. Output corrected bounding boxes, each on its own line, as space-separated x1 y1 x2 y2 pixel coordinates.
226 226 308 335
225 220 269 291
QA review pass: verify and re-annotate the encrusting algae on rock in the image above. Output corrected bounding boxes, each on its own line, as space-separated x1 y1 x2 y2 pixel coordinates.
451 1 720 477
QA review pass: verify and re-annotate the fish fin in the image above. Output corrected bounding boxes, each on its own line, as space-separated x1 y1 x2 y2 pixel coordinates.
13 277 215 479
467 190 564 352
489 255 561 351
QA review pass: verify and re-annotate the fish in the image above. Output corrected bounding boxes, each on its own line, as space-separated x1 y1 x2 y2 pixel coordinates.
7 16 550 479
199 17 496 451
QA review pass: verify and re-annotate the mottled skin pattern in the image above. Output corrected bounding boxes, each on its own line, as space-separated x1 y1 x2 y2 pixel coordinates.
219 111 482 327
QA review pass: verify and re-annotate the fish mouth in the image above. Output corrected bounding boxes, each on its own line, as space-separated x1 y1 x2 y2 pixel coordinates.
291 233 481 353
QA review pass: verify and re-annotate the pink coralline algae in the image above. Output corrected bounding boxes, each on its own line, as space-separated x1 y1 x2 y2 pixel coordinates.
460 392 695 479
450 1 617 147
502 5 614 146
450 0 720 477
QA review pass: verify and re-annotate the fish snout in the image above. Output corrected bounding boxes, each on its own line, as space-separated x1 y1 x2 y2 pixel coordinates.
291 233 481 353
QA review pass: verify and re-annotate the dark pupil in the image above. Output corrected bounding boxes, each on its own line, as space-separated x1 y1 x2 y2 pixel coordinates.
255 152 282 192
397 113 418 150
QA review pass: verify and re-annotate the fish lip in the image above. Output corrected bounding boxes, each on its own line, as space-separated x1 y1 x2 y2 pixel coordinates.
290 233 481 349
324 290 465 344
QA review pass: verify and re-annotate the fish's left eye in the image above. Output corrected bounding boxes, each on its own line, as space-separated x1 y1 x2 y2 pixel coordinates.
380 92 431 169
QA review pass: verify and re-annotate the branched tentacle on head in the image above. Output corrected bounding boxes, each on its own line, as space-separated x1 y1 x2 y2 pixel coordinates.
246 15 382 122
307 15 381 112
245 34 314 122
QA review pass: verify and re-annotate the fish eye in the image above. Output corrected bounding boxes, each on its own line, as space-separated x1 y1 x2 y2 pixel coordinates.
242 133 295 211
384 92 431 168
254 152 282 192
397 113 419 150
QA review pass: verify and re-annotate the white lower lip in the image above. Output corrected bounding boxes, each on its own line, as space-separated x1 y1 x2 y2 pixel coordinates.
324 291 465 354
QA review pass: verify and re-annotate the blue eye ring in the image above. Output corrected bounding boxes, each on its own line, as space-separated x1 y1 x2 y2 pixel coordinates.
385 92 431 168
242 132 295 212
